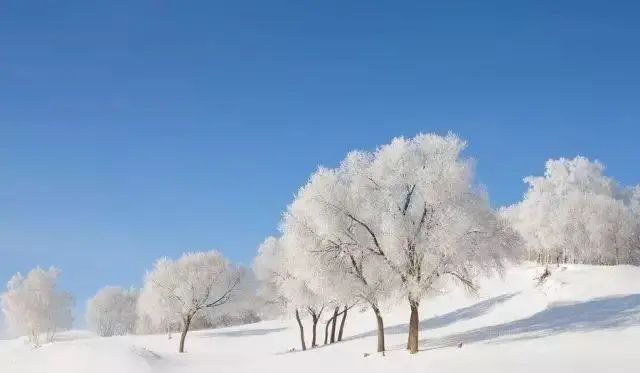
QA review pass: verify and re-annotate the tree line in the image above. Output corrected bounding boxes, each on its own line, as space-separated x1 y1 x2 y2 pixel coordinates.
2 133 639 355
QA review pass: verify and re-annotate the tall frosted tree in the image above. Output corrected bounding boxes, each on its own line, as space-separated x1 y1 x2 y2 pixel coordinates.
283 133 521 353
138 251 245 352
1 267 74 346
86 286 138 337
502 157 640 265
281 151 400 352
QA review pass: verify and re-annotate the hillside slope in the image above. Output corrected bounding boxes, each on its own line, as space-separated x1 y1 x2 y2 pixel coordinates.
2 264 640 373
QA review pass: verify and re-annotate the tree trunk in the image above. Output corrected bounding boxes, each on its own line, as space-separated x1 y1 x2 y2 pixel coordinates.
337 306 348 341
372 305 385 352
178 315 192 353
295 309 306 351
311 314 319 347
329 307 339 343
324 319 330 345
407 300 419 354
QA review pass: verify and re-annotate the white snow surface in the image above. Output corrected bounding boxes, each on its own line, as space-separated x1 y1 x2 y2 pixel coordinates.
2 264 640 373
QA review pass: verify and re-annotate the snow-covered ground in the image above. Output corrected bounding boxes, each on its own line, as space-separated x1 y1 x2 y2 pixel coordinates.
2 264 640 373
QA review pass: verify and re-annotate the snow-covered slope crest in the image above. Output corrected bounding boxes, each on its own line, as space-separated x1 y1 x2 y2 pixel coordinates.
2 264 640 373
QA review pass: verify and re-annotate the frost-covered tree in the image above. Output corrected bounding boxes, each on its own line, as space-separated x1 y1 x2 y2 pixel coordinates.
502 157 640 265
86 286 138 337
138 251 245 352
284 278 326 349
253 236 327 350
1 267 74 346
283 133 521 353
253 237 289 319
137 279 181 338
281 152 401 352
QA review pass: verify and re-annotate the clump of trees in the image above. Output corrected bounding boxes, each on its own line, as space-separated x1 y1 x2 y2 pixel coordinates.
137 251 247 353
253 236 323 351
1 267 74 347
0 254 255 349
86 286 138 337
502 156 640 265
256 133 523 354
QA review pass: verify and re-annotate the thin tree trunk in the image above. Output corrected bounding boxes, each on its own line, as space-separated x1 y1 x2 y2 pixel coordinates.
324 319 330 345
327 317 334 344
178 314 192 353
311 313 319 347
337 306 348 341
330 307 339 343
295 309 306 351
407 300 419 354
372 304 385 352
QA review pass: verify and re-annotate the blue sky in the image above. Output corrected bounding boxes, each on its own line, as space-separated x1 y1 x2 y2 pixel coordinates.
1 1 639 321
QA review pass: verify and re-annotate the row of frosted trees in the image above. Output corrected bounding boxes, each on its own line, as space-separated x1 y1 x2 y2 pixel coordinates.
3 132 638 354
90 251 257 353
2 251 256 352
252 133 640 354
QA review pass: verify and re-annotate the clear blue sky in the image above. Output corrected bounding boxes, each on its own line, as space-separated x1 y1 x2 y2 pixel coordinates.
1 1 639 321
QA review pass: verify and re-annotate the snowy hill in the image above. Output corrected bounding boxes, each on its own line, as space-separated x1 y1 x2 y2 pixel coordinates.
2 264 640 373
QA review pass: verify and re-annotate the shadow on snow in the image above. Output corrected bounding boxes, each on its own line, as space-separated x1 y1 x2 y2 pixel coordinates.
196 327 288 338
295 292 518 353
343 292 519 343
398 293 640 351
279 293 640 354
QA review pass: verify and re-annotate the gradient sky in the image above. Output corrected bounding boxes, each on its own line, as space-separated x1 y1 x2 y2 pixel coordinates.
1 1 639 322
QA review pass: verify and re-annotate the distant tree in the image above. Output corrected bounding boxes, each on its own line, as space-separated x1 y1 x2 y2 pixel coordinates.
138 251 245 353
252 237 289 320
86 286 138 337
137 280 181 338
631 186 640 216
502 157 640 265
1 267 74 346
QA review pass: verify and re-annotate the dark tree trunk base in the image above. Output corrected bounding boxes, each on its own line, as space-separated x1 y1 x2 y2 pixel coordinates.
330 307 339 343
407 301 419 354
178 315 193 353
372 305 386 353
311 317 319 348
